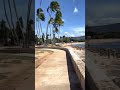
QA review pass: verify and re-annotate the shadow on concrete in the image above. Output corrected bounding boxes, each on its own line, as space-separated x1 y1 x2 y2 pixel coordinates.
65 50 82 90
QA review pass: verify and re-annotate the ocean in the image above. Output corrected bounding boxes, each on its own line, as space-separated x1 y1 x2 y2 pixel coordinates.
89 42 120 49
72 41 120 49
72 42 85 48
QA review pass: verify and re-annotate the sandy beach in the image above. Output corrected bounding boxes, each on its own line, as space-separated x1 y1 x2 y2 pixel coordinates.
65 43 85 62
87 48 120 87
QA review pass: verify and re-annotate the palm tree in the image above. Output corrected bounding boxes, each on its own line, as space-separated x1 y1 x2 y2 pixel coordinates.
36 18 39 37
26 0 32 25
25 0 33 47
36 8 45 44
13 0 33 47
52 10 64 45
13 0 25 45
46 1 60 46
0 20 8 45
3 0 15 43
8 0 19 45
49 25 52 44
28 19 34 45
57 18 64 43
49 1 60 12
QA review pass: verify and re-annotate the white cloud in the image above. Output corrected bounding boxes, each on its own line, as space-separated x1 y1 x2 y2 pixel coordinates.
63 26 85 37
72 27 85 36
62 18 65 22
64 32 68 34
73 7 79 13
64 32 75 37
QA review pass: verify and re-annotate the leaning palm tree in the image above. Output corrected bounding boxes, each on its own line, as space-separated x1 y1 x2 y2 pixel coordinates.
36 8 45 44
0 20 8 45
36 18 39 37
13 0 33 47
46 1 60 46
8 0 19 45
52 10 64 45
26 0 32 25
13 0 25 45
25 0 33 47
56 14 64 39
3 0 15 43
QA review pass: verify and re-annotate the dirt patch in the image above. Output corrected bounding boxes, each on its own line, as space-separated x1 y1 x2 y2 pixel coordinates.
35 48 53 68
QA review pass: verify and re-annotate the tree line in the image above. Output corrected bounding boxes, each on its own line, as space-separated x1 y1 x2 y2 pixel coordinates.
0 0 34 47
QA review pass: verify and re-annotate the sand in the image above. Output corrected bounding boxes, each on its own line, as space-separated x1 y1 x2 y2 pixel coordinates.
87 48 120 88
65 43 85 62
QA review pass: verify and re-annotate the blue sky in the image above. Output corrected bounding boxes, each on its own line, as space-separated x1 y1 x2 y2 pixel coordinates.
35 0 85 37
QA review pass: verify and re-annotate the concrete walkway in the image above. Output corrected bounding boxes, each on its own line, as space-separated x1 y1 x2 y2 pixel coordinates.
35 48 81 90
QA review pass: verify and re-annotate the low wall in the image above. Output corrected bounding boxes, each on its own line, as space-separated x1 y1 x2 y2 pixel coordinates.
67 49 85 90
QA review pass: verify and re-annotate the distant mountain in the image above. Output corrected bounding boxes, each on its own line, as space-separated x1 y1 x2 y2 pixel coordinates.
79 36 85 40
88 23 120 33
86 23 120 39
71 36 85 41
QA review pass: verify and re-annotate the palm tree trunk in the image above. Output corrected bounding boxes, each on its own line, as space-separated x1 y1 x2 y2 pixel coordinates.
36 21 37 35
39 0 43 45
37 21 40 38
36 21 40 44
53 32 55 45
52 26 54 46
38 21 41 38
57 33 59 43
26 0 32 24
46 8 52 46
49 25 52 44
58 26 60 43
39 20 43 44
8 0 19 45
36 20 39 37
25 0 32 47
46 23 49 46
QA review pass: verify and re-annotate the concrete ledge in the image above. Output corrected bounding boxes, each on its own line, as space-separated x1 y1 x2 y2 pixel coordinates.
68 49 85 90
